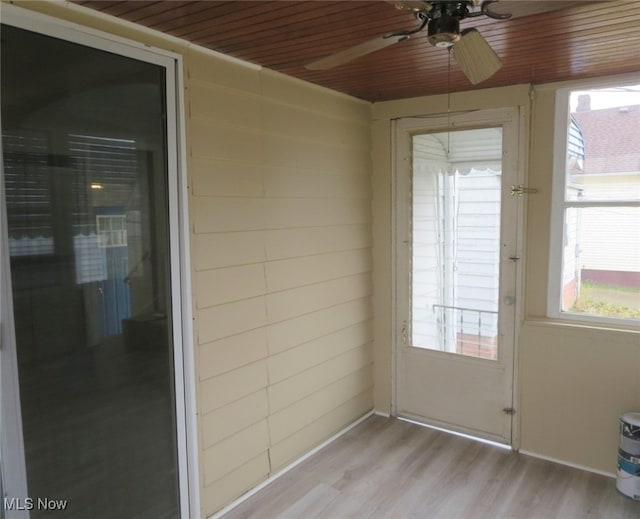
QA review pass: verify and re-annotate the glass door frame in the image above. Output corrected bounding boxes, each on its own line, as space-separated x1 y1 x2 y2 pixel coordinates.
391 107 526 446
0 5 199 517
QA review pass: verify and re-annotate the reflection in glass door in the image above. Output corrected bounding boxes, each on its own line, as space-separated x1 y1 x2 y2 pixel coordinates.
1 24 181 518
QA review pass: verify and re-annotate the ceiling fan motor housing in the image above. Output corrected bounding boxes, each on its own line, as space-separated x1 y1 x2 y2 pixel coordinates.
427 15 461 47
425 1 473 47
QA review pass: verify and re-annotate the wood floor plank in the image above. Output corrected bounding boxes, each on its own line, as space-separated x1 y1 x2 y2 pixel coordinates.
222 415 640 519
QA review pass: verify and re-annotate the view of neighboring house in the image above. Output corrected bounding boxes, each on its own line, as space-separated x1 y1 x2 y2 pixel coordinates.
562 95 640 311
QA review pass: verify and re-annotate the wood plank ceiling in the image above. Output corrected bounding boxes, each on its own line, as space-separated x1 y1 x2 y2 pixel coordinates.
75 0 640 102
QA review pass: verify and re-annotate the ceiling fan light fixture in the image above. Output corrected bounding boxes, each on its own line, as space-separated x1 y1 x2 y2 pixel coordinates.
427 15 461 48
451 28 502 84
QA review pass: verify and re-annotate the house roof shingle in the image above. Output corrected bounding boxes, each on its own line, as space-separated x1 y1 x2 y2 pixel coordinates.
572 104 640 174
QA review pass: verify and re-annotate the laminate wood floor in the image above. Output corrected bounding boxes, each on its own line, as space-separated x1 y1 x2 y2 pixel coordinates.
222 415 640 519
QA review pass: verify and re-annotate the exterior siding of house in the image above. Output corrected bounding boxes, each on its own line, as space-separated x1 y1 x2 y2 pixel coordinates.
6 2 374 516
575 175 640 277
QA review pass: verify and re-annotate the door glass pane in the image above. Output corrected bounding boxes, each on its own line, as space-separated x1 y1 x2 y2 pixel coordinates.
1 25 180 518
411 128 502 360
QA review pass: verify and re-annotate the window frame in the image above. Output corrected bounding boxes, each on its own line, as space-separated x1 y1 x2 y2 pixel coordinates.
547 77 640 328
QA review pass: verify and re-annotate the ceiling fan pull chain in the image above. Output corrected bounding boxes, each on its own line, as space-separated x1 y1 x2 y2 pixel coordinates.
447 46 452 155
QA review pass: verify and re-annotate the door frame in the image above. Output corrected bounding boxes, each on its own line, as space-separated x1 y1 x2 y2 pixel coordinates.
0 4 200 517
391 107 526 448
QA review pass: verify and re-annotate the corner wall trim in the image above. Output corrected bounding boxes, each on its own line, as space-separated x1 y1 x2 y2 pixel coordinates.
208 409 376 519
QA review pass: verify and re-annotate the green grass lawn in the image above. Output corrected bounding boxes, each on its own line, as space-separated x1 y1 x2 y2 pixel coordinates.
571 281 640 319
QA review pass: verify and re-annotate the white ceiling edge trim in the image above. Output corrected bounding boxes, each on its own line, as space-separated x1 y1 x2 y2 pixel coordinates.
4 1 371 107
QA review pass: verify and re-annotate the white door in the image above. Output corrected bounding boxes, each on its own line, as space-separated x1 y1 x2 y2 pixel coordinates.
394 108 523 444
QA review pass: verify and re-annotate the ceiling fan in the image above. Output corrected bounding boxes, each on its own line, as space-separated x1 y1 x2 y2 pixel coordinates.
305 1 557 85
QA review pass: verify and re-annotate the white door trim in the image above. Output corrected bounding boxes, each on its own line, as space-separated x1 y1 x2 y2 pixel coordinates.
0 5 199 517
391 107 525 446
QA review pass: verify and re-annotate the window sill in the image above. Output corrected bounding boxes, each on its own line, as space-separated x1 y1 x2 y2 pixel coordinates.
524 316 640 336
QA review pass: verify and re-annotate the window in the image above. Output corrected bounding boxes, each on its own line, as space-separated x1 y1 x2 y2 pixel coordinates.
549 80 640 325
97 215 128 247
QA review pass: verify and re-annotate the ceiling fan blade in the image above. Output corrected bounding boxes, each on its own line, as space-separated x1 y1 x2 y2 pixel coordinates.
305 33 407 70
484 0 610 19
451 28 502 85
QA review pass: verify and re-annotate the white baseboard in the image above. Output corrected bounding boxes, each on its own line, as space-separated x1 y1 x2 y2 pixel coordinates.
373 410 391 418
208 409 376 519
519 449 616 479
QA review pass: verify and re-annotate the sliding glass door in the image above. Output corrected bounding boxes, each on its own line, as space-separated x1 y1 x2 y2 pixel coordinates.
1 18 186 518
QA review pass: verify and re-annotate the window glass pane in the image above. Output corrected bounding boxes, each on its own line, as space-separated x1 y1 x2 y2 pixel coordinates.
566 85 640 202
559 83 640 323
561 206 640 320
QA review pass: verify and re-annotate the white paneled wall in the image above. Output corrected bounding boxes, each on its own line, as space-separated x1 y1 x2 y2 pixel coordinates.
186 52 374 515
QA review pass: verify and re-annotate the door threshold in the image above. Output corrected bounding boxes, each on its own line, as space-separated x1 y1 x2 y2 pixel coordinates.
397 415 513 451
